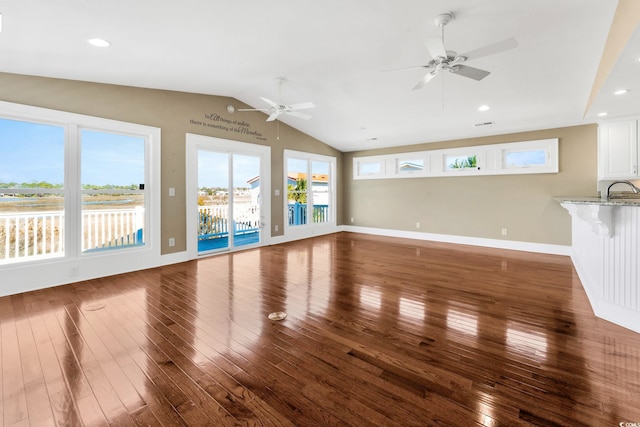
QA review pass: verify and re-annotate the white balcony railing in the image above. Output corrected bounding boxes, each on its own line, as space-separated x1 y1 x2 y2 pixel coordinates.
197 204 260 239
0 207 144 265
0 211 64 263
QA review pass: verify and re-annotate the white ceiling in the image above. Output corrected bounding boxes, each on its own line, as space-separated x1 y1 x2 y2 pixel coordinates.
0 0 636 152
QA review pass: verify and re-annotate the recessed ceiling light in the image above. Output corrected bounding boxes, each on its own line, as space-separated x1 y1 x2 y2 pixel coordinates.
478 105 490 112
613 89 628 95
598 112 608 117
87 38 111 47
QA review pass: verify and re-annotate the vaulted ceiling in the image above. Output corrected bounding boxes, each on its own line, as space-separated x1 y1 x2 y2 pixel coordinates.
0 0 637 152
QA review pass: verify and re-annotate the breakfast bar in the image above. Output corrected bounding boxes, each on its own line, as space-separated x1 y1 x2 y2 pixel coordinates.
557 196 640 333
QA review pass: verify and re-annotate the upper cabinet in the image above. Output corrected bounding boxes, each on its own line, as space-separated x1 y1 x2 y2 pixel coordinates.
598 119 639 180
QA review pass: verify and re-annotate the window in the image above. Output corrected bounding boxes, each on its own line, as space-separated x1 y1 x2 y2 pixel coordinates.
397 158 425 175
504 150 546 168
0 118 65 263
0 101 159 268
80 129 147 252
360 161 382 175
445 154 478 171
499 139 558 174
284 150 336 233
353 138 558 180
353 157 385 179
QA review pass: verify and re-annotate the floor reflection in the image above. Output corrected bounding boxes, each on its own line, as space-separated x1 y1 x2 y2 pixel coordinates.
9 232 638 425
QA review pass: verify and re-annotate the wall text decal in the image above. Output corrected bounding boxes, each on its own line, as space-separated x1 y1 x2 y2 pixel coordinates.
189 113 266 141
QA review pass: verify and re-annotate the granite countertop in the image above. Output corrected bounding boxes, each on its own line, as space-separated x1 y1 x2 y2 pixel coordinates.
555 196 640 206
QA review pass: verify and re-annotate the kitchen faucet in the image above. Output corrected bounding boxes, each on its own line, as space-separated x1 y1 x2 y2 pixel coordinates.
606 180 640 199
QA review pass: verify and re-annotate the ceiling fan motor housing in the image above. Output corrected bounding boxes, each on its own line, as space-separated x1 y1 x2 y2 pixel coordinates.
433 12 454 28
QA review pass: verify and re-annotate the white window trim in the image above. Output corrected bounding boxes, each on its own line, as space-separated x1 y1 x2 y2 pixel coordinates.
0 100 161 296
185 133 271 259
353 138 559 180
354 156 387 179
284 149 337 240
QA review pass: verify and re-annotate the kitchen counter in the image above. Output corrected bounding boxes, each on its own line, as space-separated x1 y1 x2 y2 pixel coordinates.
555 195 640 206
557 197 640 334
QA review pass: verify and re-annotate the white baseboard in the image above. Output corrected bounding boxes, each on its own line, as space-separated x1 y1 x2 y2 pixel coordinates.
0 226 569 299
339 225 571 256
269 226 339 246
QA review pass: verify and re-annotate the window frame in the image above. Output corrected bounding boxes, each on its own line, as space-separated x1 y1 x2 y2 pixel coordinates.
353 156 386 179
78 127 150 254
284 149 337 238
0 117 67 263
353 138 559 180
0 100 160 271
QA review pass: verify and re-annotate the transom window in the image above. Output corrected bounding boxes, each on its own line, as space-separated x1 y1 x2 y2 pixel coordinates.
353 138 558 179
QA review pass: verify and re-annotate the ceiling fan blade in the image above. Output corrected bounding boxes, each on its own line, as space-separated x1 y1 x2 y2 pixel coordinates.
260 97 281 108
285 110 312 120
460 37 518 62
237 108 270 112
424 37 447 59
287 102 315 110
383 64 434 72
413 71 438 90
266 111 282 122
450 65 491 81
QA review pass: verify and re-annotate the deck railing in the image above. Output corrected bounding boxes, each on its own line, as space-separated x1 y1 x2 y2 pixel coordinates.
0 207 144 264
198 205 260 240
287 203 329 226
0 211 65 263
83 207 144 251
2 203 329 263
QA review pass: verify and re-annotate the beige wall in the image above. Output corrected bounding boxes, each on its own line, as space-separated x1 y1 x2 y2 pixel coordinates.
0 72 342 254
0 72 597 250
342 125 597 246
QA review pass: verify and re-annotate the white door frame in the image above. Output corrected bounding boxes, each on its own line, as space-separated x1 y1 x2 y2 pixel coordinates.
186 133 271 259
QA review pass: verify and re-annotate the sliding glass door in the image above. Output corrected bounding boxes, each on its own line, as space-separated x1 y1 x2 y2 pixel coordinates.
197 150 262 253
186 134 270 257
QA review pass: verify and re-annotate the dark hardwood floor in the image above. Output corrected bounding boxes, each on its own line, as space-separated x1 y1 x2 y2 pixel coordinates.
2 232 640 426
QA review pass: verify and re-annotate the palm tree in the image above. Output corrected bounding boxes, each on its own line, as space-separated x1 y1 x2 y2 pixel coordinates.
449 155 477 169
287 178 307 204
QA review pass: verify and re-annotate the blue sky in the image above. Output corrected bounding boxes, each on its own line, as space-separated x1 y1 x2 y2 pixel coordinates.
2 117 332 189
198 151 260 188
198 154 330 189
0 118 65 185
0 118 145 187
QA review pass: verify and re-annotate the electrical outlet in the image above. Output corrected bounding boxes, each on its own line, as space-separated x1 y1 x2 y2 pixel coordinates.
274 224 279 232
416 222 421 229
70 267 79 277
501 228 508 236
168 237 175 247
350 217 355 223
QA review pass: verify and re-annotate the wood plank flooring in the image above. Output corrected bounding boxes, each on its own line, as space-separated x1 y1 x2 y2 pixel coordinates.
2 231 640 426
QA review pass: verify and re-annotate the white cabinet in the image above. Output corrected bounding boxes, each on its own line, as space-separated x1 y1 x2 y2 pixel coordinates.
598 119 639 180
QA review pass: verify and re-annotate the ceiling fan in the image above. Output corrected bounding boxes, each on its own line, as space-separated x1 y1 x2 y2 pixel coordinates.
238 78 315 122
400 12 518 90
